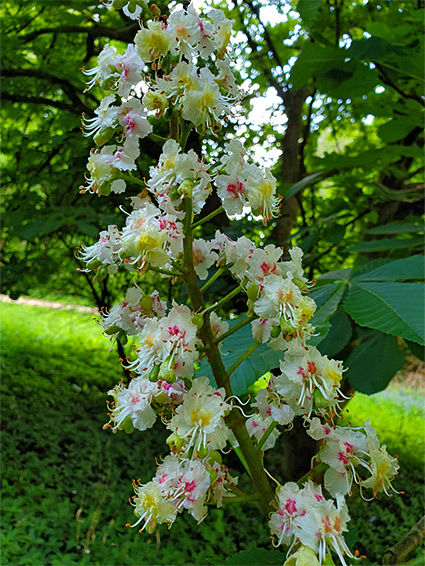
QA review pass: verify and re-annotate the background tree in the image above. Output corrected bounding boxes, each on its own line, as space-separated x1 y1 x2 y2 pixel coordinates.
1 0 423 389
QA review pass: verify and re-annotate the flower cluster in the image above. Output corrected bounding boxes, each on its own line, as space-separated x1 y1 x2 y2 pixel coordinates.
75 3 400 565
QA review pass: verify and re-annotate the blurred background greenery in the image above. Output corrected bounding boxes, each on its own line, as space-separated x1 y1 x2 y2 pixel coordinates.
1 0 424 564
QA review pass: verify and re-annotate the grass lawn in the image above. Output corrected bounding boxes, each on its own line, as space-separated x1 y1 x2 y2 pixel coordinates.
1 302 424 565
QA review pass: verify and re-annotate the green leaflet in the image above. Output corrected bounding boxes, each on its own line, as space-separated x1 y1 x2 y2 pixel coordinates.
197 316 283 396
352 255 424 282
344 281 424 345
346 332 405 394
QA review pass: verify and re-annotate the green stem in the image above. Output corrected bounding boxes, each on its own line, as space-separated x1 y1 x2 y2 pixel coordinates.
221 494 259 505
231 443 251 475
169 259 187 274
120 173 145 186
179 120 193 151
181 196 276 517
147 266 181 278
296 462 328 487
192 206 224 229
149 132 168 145
213 314 256 344
227 341 261 376
257 421 278 452
212 285 242 311
199 267 226 294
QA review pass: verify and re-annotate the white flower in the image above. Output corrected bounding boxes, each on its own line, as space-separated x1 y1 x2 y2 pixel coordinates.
154 455 211 522
135 20 172 62
193 238 218 280
114 44 144 98
131 482 177 533
82 44 119 90
182 68 227 128
106 377 158 432
83 94 118 138
168 377 230 454
78 225 121 271
117 98 152 140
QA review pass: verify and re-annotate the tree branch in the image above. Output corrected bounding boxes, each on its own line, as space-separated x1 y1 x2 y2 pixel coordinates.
375 62 425 107
2 68 97 108
1 92 83 113
382 516 425 565
20 22 139 44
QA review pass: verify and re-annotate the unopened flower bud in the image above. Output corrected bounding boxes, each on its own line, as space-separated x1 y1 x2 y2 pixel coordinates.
112 0 128 9
271 326 281 338
140 294 153 312
192 313 204 329
178 179 194 198
149 364 160 382
150 3 161 16
117 330 128 345
208 450 222 465
158 359 176 382
96 265 109 281
246 283 260 302
94 127 115 146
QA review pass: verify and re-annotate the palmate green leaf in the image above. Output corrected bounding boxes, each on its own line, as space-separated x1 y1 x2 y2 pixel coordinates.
346 236 424 252
317 308 352 358
197 317 283 396
281 170 330 202
296 0 322 27
289 43 344 89
365 221 424 236
344 281 424 345
223 547 284 565
346 332 405 394
352 255 424 282
308 282 346 346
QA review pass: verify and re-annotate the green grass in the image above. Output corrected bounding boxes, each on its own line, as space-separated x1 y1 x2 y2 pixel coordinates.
1 302 424 565
0 303 271 566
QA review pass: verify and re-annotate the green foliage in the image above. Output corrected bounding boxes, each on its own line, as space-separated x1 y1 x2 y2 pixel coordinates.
1 303 273 565
197 316 284 395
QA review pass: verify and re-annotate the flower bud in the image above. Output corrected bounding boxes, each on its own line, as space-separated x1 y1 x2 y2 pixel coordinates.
103 324 121 336
94 127 115 146
140 294 153 312
270 326 281 338
149 364 160 382
178 179 194 198
158 359 176 382
117 330 128 345
208 450 222 465
150 3 161 16
246 283 260 302
192 313 204 329
112 0 128 9
95 265 109 281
